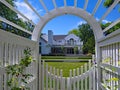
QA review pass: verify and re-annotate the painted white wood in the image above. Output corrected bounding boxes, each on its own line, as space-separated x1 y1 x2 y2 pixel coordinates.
99 0 119 23
60 69 63 90
93 67 96 90
0 29 36 46
62 77 66 90
50 66 52 90
0 17 32 34
52 0 57 8
67 78 70 90
92 0 102 16
97 29 120 47
69 70 72 90
0 0 35 25
89 60 92 90
74 0 77 7
39 54 42 90
0 19 38 90
0 75 2 90
73 69 76 90
85 63 88 90
53 67 56 90
77 68 79 90
84 0 88 10
41 61 45 90
46 64 48 90
81 66 84 90
64 0 67 7
24 0 42 19
32 7 103 41
4 43 8 66
39 0 49 13
103 18 120 32
56 69 59 90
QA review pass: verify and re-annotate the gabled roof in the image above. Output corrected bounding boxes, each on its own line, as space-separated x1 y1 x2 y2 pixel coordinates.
40 34 48 43
40 37 47 43
53 35 67 41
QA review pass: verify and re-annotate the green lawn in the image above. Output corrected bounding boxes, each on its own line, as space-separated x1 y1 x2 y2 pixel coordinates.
43 55 91 77
42 55 92 60
45 62 87 77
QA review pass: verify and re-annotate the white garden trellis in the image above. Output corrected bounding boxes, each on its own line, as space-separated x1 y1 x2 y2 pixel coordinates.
0 0 120 90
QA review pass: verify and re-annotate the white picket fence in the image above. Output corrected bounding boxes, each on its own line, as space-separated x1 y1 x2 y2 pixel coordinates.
0 29 39 90
97 29 120 90
41 60 96 90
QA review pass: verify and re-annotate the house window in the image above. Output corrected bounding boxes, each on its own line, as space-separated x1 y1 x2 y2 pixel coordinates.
70 38 74 45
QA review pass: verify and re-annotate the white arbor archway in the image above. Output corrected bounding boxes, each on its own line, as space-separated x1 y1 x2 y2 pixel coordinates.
0 0 120 90
32 7 103 41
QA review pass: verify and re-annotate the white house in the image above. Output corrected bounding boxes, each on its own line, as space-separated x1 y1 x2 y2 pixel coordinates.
39 30 83 55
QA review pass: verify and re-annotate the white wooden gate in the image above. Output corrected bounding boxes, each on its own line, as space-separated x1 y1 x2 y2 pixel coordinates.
42 60 97 90
0 29 39 90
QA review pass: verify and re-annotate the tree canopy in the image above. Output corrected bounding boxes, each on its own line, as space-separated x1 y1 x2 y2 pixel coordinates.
104 0 114 8
68 24 95 54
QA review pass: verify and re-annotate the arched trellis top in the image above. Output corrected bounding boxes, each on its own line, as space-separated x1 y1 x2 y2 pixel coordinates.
0 0 120 42
32 7 103 41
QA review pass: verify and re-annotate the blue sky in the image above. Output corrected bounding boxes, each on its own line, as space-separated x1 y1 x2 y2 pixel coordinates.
15 0 120 35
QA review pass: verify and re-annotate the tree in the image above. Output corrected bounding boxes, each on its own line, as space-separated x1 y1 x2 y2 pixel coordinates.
78 24 95 54
101 22 120 35
68 29 79 36
104 0 120 7
68 24 95 54
104 0 120 11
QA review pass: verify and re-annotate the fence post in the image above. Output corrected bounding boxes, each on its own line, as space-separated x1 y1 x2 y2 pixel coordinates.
56 69 59 90
85 63 88 90
60 69 63 90
89 60 93 90
67 70 72 90
53 67 56 90
93 66 96 90
50 66 52 90
77 68 80 90
73 69 76 90
67 77 71 90
81 66 84 90
63 77 66 90
46 64 48 90
42 60 44 90
39 54 42 90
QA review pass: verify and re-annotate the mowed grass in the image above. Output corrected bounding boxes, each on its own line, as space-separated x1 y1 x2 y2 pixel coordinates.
42 56 91 60
45 62 87 77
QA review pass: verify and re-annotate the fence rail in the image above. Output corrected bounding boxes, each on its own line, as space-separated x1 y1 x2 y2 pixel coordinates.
0 29 38 90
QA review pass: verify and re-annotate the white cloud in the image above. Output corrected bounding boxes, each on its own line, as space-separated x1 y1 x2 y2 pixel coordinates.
77 21 87 26
15 1 42 23
96 17 111 24
96 17 99 21
102 19 111 23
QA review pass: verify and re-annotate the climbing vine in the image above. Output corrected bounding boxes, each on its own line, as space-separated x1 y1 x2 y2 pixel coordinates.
6 48 35 90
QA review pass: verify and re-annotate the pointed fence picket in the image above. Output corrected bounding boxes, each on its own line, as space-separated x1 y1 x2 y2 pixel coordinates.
43 59 96 90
